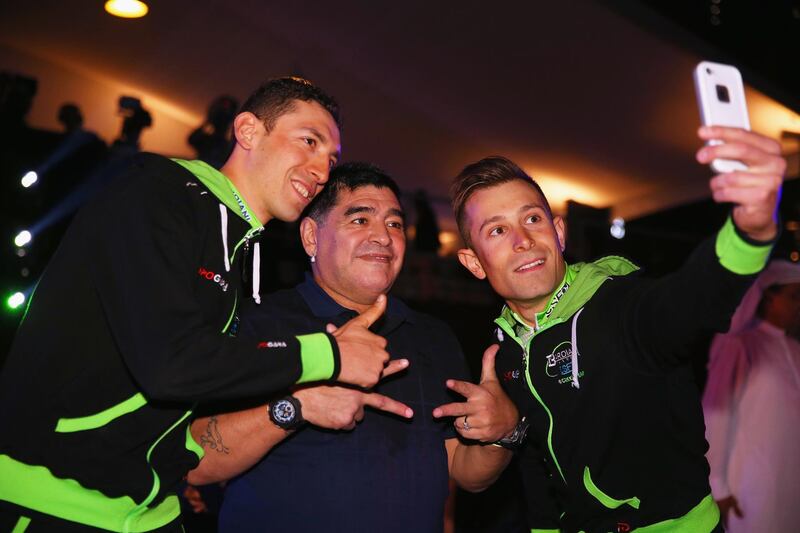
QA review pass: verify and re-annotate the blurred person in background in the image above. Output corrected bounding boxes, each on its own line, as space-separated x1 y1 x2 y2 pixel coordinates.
188 95 238 169
703 259 800 532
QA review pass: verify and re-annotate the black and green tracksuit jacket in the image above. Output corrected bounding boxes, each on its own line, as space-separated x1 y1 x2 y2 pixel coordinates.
0 154 339 531
492 218 772 533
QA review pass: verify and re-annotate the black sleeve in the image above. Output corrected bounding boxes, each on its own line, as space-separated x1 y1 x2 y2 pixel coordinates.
617 231 765 373
89 165 335 403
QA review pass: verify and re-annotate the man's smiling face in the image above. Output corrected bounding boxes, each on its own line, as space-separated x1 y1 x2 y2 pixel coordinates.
309 185 406 312
458 179 566 316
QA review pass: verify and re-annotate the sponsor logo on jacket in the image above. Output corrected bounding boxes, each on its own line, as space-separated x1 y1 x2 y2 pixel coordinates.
198 267 229 292
543 281 570 319
257 341 288 349
545 341 584 385
232 191 253 222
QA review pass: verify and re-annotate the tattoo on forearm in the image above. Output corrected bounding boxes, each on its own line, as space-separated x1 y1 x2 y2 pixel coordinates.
199 416 230 454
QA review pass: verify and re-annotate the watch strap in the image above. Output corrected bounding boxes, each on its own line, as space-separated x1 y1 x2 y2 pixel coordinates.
492 416 529 450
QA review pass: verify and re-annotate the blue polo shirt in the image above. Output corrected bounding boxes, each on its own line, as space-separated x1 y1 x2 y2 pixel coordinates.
218 276 470 533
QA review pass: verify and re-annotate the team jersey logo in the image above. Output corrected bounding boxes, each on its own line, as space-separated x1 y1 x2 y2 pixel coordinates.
257 341 288 349
232 191 252 222
197 267 229 292
545 341 584 385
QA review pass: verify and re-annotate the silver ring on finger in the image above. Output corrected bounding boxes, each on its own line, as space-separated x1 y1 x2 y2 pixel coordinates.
462 415 471 431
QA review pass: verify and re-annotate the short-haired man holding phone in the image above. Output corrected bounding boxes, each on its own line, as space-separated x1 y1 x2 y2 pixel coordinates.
445 126 785 532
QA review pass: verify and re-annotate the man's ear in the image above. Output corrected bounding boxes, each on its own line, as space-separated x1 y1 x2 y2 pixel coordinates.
553 215 566 253
457 247 487 280
231 112 261 150
299 217 319 258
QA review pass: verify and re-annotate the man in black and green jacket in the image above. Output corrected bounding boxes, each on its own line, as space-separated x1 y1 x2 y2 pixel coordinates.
448 126 785 532
0 78 395 531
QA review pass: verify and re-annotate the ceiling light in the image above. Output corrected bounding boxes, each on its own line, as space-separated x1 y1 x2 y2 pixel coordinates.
14 230 32 248
7 292 25 311
610 218 626 239
105 0 149 19
21 171 38 188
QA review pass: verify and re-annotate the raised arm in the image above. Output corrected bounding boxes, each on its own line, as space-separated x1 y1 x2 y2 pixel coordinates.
617 127 784 371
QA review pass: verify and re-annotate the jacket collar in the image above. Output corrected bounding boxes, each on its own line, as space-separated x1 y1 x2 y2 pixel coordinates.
497 255 639 335
171 158 263 229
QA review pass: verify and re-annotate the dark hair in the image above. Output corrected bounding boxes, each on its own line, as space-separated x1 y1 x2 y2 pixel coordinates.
305 162 402 224
239 77 341 132
451 156 551 246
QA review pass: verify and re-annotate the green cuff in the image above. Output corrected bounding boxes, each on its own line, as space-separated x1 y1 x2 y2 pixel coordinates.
296 333 336 383
715 216 773 275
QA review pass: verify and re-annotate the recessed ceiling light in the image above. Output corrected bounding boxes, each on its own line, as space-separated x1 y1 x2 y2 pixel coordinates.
105 0 149 19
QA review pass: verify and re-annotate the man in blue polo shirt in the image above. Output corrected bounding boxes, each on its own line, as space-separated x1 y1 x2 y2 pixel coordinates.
188 162 523 532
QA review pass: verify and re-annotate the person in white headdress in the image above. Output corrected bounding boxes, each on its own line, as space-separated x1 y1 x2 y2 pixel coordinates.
703 259 800 532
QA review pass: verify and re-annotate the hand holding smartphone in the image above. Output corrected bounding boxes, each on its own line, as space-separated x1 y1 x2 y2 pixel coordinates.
693 61 751 173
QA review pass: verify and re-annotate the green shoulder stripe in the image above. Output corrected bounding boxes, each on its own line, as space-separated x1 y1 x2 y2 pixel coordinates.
556 257 638 321
171 158 262 229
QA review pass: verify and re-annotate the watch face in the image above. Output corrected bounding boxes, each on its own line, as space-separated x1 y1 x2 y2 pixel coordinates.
272 399 296 424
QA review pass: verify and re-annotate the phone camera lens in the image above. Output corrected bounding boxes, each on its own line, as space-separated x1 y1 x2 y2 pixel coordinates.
715 84 730 103
706 68 712 74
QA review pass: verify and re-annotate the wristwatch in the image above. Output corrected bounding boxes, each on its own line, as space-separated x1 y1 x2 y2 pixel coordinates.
492 417 529 450
268 395 306 431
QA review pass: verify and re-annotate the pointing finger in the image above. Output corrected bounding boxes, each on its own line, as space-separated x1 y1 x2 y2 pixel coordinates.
363 392 414 418
432 401 470 419
381 358 410 379
446 379 482 399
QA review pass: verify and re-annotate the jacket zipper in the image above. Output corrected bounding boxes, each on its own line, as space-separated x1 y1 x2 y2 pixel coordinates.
498 318 568 486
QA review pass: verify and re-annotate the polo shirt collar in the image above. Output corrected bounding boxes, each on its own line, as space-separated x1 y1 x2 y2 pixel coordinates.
296 273 414 332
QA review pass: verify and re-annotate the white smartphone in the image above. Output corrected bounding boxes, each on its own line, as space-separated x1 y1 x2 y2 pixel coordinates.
693 61 751 173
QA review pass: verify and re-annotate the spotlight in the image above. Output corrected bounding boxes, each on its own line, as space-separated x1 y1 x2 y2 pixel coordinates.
14 230 32 248
6 292 25 310
610 217 626 240
21 171 38 188
105 0 149 18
